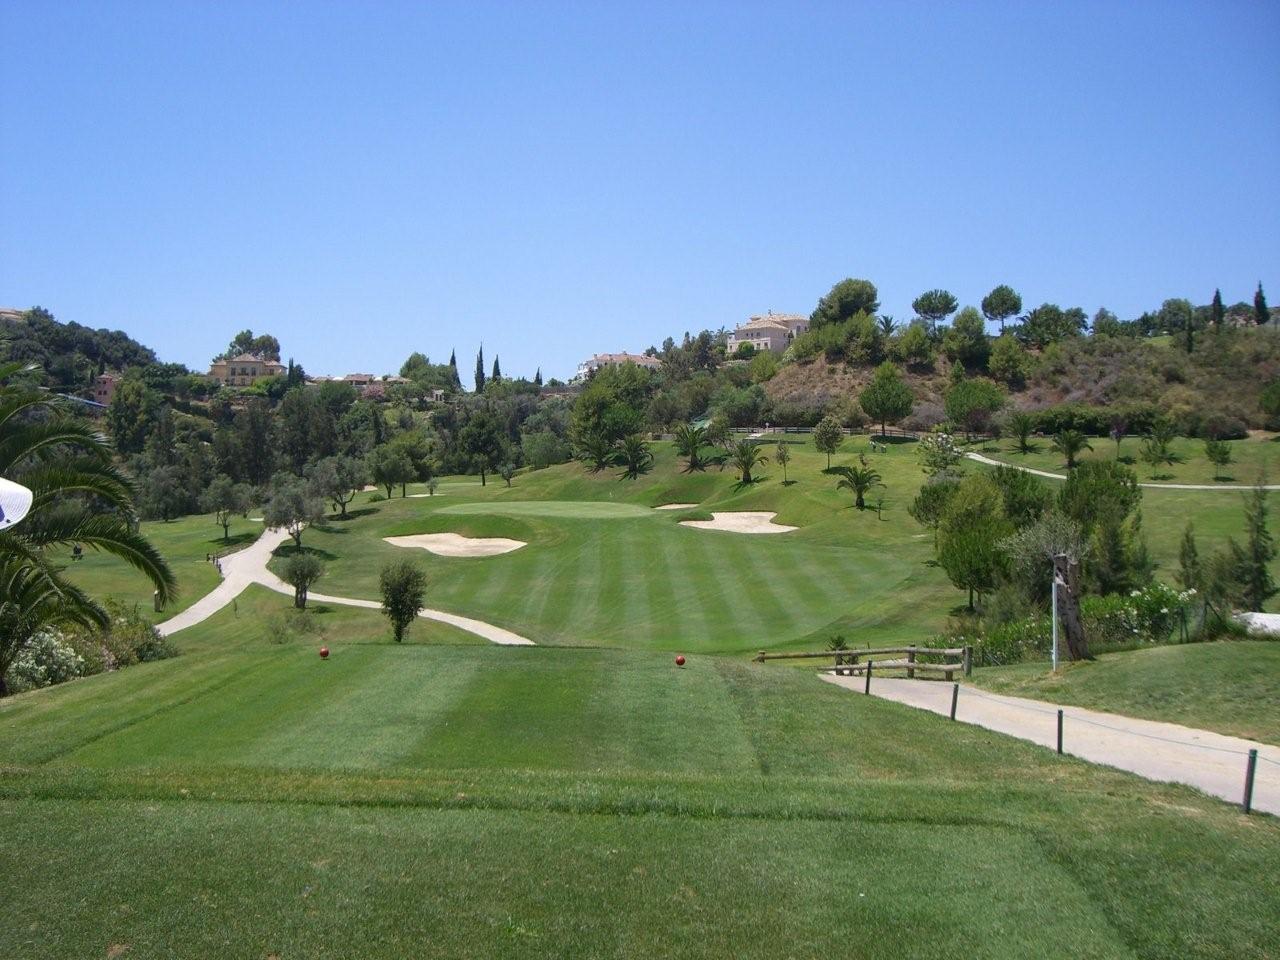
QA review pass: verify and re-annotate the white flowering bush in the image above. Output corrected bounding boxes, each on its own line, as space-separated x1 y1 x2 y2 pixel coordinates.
5 630 85 693
918 431 964 476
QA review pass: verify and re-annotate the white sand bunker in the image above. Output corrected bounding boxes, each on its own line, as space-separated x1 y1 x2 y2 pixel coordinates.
383 533 526 557
679 511 797 534
654 503 698 510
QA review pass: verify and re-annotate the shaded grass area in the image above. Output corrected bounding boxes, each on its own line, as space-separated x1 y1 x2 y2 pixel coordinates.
968 642 1280 744
2 799 1133 960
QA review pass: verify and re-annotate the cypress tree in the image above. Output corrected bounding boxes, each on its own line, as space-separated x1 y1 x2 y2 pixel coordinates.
474 346 486 392
1184 312 1194 354
1211 289 1224 329
491 355 501 383
449 349 457 368
534 367 542 387
1256 283 1270 326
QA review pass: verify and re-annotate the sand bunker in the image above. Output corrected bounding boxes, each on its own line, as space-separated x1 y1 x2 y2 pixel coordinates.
679 511 797 534
383 533 526 557
654 503 698 510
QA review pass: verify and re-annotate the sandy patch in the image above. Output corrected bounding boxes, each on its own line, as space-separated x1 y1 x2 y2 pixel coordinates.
654 503 698 510
249 517 264 522
679 511 797 534
383 533 526 557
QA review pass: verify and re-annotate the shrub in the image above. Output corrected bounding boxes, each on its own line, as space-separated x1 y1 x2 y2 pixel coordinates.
265 608 327 644
63 601 176 673
4 630 85 692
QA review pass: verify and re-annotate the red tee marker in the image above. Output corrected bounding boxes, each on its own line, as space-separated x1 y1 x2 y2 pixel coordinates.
675 655 686 666
319 647 330 659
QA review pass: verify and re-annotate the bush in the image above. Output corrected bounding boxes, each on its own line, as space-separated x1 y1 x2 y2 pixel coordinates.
265 608 327 644
63 601 176 674
5 630 85 692
901 402 945 432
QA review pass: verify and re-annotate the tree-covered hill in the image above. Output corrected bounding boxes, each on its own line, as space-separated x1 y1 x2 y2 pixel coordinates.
0 306 158 390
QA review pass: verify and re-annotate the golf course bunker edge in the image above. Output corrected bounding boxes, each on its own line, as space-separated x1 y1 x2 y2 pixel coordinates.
383 533 527 557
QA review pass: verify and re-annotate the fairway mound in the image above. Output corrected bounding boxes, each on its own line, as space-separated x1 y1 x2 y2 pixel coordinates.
654 503 698 510
679 511 797 534
383 533 526 557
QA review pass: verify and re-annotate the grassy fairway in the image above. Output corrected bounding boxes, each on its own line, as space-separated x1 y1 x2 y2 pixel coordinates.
55 510 264 621
969 641 1280 744
49 435 1280 649
979 433 1278 485
2 591 1278 959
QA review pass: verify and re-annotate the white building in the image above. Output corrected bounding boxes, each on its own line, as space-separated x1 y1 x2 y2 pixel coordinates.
726 312 809 354
575 352 663 380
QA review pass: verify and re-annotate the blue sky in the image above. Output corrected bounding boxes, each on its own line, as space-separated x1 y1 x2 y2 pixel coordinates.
2 1 1277 384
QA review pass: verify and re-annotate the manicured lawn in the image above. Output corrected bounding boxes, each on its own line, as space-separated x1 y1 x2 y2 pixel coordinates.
270 442 955 652
2 599 1278 959
55 510 265 621
979 433 1278 485
968 641 1280 744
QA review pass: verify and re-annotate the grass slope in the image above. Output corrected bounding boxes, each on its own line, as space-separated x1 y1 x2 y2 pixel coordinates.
1 596 1277 959
969 641 1280 744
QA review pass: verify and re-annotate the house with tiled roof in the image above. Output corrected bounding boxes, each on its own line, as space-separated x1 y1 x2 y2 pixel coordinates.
208 353 286 387
726 312 809 354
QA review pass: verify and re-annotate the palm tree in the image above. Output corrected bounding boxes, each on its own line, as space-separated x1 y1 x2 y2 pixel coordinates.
1007 411 1036 454
1052 430 1092 469
774 442 791 483
615 434 654 480
877 315 897 337
831 462 883 509
576 433 616 473
0 363 175 695
727 439 768 484
673 424 708 473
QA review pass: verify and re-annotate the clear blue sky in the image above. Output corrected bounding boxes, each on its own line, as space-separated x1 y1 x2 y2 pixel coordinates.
2 1 1277 384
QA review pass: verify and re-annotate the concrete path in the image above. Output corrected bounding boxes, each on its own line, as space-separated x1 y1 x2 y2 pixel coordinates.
821 674 1280 814
965 451 1280 491
157 527 534 645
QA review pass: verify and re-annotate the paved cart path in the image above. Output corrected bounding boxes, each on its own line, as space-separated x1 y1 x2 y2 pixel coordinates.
157 526 534 645
822 673 1279 814
964 451 1280 491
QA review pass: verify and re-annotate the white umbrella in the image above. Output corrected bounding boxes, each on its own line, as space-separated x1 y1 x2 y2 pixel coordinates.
0 476 34 529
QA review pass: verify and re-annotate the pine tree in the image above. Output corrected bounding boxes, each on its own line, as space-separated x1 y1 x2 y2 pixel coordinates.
1211 289 1224 330
474 346 486 392
534 367 542 387
1237 482 1277 610
1256 283 1270 326
1177 523 1200 591
491 355 501 383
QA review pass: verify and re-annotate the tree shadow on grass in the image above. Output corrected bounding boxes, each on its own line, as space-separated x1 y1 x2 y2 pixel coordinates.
1213 475 1237 483
331 506 381 522
206 531 256 551
273 543 340 562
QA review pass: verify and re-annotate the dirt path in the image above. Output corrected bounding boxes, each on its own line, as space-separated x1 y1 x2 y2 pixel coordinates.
821 674 1279 814
964 451 1280 491
157 527 534 645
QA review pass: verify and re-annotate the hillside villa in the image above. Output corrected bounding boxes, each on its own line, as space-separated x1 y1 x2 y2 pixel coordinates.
208 353 286 387
575 352 662 380
92 372 120 405
726 311 809 354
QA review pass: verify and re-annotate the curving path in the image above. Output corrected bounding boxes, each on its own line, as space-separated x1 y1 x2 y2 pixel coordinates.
823 674 1279 814
965 452 1280 491
157 527 534 645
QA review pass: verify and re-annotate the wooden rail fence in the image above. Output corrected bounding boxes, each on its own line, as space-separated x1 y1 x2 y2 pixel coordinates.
754 645 972 681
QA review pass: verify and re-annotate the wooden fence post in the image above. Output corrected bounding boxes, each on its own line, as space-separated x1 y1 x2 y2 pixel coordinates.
906 648 916 679
864 661 873 695
963 646 972 676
